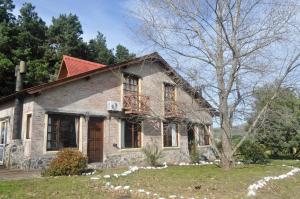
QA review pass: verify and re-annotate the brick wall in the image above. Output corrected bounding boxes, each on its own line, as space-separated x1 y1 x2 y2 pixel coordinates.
0 61 214 169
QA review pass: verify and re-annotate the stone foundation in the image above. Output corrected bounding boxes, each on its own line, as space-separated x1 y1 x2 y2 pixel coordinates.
3 145 216 170
4 141 24 169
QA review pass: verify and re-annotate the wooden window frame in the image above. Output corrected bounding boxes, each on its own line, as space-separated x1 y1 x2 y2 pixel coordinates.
123 74 139 95
204 125 210 145
46 114 80 151
163 122 179 147
164 83 176 102
121 120 142 149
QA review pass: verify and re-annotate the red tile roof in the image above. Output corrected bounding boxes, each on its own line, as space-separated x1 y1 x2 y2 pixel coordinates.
58 55 106 79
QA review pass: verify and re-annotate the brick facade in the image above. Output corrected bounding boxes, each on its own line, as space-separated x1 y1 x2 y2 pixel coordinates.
0 61 215 169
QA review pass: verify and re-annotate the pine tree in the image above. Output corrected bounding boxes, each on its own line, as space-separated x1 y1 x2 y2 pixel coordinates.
0 0 17 97
115 44 135 63
88 32 115 65
15 3 49 86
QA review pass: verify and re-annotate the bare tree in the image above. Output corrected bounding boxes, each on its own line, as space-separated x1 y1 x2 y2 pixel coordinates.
128 0 300 169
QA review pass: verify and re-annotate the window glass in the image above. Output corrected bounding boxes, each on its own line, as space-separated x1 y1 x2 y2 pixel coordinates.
197 125 210 146
163 122 178 147
47 114 80 151
0 121 8 144
164 84 175 101
121 120 141 148
123 74 139 94
26 114 32 139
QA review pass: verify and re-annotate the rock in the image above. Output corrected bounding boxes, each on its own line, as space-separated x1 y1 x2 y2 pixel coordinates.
123 186 130 190
103 175 110 179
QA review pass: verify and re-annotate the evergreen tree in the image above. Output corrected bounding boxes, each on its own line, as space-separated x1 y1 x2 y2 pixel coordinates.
0 1 136 97
0 0 15 23
15 3 49 86
0 0 16 97
88 32 114 65
115 44 135 63
250 85 300 157
48 14 87 59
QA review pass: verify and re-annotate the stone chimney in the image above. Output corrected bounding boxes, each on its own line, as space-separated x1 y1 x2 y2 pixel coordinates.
12 61 26 140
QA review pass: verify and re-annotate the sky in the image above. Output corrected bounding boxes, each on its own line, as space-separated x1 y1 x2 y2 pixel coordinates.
13 0 148 55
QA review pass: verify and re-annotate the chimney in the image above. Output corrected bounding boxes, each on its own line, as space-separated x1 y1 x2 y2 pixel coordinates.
12 61 26 140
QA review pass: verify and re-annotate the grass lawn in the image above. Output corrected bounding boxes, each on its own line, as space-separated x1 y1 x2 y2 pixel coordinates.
0 160 299 199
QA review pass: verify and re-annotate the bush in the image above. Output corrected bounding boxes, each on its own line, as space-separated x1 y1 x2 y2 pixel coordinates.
239 139 268 164
42 148 87 176
142 144 162 166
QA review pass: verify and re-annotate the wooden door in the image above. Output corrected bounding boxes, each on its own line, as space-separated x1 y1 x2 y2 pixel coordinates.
88 117 104 163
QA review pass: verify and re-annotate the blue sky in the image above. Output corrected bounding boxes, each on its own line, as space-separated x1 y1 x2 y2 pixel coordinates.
13 0 147 55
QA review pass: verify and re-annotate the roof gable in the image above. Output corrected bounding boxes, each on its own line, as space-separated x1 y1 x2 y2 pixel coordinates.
58 55 106 79
0 53 215 114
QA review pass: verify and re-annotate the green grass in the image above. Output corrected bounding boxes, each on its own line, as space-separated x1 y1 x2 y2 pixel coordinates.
0 160 299 199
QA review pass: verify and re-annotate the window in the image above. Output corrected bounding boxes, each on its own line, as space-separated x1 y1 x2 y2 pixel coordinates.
164 83 175 102
164 84 176 115
0 121 8 144
123 74 139 94
47 114 80 151
121 120 141 148
163 122 178 147
197 125 210 146
204 126 210 145
25 114 32 139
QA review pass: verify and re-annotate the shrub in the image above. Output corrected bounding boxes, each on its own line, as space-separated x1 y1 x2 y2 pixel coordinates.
42 148 87 176
239 139 268 164
142 144 162 166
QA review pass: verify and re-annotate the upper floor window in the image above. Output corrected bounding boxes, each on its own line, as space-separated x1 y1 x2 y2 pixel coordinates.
123 74 139 94
164 83 175 102
121 119 142 148
163 122 178 147
47 114 79 151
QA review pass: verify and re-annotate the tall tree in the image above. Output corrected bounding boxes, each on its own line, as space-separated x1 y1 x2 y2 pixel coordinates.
47 14 88 72
15 3 49 86
250 86 300 157
0 0 16 97
132 0 300 169
0 0 15 23
88 32 114 65
115 44 135 63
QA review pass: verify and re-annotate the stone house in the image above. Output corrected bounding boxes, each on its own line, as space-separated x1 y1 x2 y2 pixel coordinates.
0 53 215 169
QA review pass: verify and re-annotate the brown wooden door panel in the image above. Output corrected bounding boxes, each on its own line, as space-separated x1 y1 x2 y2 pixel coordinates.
88 117 103 163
